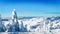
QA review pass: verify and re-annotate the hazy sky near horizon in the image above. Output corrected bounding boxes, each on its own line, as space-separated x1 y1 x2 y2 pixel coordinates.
0 0 60 17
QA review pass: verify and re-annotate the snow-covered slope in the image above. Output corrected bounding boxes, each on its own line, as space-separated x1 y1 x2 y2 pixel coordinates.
18 16 60 34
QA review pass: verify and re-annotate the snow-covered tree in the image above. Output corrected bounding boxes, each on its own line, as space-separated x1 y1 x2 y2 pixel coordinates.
0 14 6 32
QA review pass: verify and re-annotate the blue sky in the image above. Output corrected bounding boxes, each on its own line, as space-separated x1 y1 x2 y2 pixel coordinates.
0 0 60 17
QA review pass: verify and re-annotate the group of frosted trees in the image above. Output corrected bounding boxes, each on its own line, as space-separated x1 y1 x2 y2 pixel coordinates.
0 9 28 32
6 21 28 32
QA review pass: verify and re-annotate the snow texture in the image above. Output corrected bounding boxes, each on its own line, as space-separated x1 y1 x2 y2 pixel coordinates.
0 9 60 34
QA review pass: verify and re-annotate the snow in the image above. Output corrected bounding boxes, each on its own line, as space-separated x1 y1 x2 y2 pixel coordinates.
2 16 60 34
0 9 60 34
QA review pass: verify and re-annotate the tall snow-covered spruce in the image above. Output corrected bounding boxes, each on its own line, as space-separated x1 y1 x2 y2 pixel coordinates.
12 9 18 23
6 9 20 32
